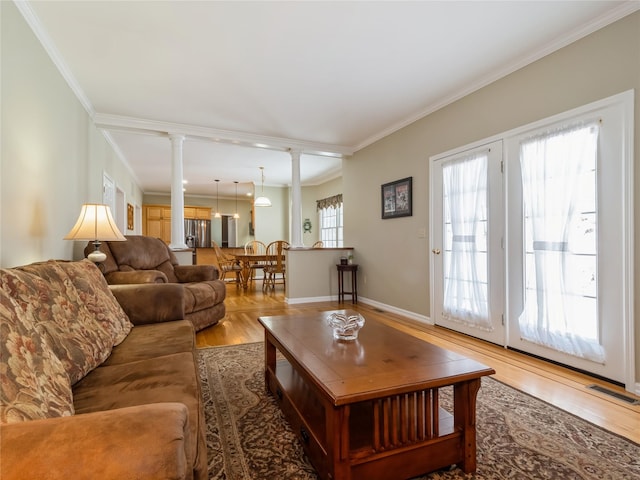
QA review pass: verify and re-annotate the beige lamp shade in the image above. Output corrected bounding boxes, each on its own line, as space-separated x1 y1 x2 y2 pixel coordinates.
64 204 126 262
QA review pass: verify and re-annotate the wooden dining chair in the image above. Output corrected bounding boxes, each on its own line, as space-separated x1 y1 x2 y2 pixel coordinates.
212 241 242 285
263 240 290 291
243 240 267 286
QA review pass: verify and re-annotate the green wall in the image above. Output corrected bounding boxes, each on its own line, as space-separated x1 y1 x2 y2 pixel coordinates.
1 2 143 267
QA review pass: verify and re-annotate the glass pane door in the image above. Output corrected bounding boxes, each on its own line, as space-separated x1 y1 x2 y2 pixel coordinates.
506 94 632 385
431 141 505 346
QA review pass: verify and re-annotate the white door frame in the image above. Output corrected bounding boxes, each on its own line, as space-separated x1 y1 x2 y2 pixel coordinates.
430 140 506 347
429 91 634 391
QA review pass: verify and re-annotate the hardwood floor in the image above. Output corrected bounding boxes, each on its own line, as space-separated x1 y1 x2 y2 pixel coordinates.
196 282 640 444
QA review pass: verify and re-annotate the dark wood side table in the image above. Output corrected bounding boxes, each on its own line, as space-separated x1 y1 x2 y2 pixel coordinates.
336 264 358 304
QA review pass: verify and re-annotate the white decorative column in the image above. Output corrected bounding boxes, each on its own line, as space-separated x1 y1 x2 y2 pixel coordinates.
290 149 304 248
169 134 187 250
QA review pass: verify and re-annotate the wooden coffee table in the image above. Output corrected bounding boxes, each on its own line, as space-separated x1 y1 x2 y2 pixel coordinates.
258 310 495 480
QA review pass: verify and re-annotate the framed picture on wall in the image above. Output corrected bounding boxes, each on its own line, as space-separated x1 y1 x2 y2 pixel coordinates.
381 177 412 219
127 203 134 230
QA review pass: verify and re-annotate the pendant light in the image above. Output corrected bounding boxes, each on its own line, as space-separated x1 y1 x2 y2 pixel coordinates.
254 166 272 207
214 179 221 218
233 181 240 219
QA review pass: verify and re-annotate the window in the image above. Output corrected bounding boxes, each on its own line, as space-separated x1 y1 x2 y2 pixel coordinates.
317 194 343 247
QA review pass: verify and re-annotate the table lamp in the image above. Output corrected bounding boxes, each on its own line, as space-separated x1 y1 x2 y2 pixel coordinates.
64 203 126 262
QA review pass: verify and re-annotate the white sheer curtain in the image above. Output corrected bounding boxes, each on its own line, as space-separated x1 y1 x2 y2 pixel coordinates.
442 152 491 330
519 123 604 363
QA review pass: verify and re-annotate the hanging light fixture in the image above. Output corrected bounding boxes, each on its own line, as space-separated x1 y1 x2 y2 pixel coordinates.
214 179 221 218
254 166 272 207
233 181 240 219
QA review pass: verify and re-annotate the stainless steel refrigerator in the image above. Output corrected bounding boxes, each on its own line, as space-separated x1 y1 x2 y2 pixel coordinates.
184 219 211 247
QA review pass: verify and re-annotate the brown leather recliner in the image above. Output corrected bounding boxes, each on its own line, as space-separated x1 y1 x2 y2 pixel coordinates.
85 235 225 331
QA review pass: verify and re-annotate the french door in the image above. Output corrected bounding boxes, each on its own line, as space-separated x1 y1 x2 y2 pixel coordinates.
430 141 505 346
504 98 631 385
430 92 633 387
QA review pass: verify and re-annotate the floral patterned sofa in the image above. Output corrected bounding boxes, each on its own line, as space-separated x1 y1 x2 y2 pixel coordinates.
0 259 207 480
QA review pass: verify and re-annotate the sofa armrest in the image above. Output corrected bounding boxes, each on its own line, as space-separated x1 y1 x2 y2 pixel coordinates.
109 283 185 325
105 270 168 284
174 264 219 282
0 403 190 480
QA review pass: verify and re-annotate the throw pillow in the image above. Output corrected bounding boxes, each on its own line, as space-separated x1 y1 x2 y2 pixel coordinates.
57 260 133 346
0 287 74 424
5 265 112 384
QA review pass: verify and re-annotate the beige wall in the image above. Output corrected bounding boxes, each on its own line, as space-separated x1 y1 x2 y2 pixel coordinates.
1 2 143 268
252 185 288 245
344 11 640 382
142 193 255 246
3 1 638 381
145 181 317 249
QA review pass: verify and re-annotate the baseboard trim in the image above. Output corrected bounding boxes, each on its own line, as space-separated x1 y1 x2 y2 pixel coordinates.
284 295 640 397
284 295 431 325
285 295 336 305
355 297 431 324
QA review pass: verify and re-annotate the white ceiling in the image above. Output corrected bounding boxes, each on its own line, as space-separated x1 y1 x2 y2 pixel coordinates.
21 0 637 198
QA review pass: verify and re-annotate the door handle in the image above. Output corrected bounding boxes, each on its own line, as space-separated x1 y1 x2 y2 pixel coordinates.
432 248 441 255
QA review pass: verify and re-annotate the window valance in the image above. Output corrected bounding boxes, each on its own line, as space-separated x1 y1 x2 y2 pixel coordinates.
316 194 343 211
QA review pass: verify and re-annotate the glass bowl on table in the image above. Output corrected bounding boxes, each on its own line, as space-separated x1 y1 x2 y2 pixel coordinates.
327 312 365 341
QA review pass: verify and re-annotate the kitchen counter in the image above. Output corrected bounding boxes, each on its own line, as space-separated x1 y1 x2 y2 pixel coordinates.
171 247 195 265
286 247 354 303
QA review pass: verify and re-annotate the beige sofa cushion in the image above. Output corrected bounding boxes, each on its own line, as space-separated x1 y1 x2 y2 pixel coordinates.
72 351 205 475
102 320 194 366
3 266 112 384
0 288 74 424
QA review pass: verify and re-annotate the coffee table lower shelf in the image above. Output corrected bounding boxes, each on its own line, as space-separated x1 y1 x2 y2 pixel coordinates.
267 359 474 480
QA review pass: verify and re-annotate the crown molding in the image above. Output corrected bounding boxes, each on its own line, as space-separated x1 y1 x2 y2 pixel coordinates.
15 0 95 117
17 0 638 160
93 113 354 158
354 1 640 152
99 130 142 187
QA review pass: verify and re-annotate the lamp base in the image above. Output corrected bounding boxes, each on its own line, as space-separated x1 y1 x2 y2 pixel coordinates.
87 250 107 263
87 240 106 263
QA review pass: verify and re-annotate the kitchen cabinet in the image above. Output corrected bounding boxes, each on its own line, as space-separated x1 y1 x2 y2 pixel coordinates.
184 207 212 220
143 205 172 243
143 205 211 244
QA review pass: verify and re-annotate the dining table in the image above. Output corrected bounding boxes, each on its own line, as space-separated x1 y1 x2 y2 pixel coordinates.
233 253 282 289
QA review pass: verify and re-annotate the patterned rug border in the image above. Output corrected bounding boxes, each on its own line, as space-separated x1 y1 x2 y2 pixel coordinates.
487 376 640 448
197 341 640 479
198 342 637 447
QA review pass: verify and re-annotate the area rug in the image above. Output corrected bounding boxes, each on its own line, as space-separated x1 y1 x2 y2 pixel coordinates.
197 342 640 480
